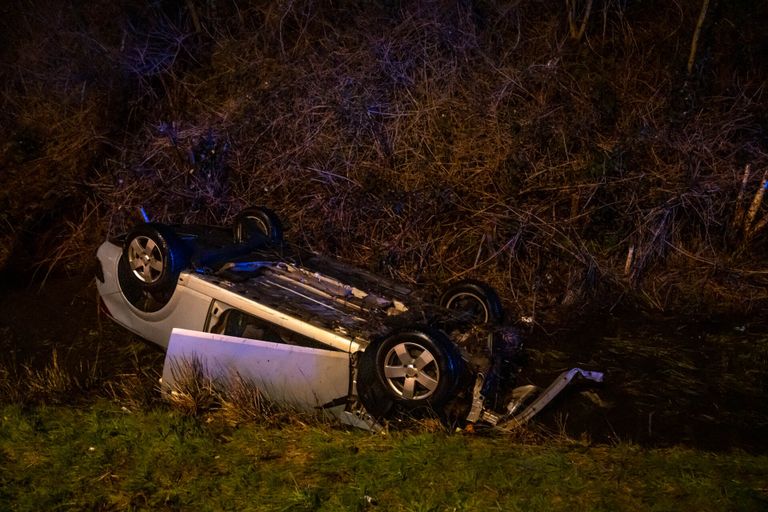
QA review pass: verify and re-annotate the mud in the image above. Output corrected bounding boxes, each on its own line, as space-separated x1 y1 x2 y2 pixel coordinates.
527 314 768 452
0 277 164 384
1 277 766 452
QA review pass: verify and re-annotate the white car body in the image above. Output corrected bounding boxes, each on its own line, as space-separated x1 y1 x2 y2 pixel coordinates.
97 241 360 352
98 239 369 424
96 217 603 430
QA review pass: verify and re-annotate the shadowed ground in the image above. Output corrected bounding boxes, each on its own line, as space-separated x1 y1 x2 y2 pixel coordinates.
2 276 765 452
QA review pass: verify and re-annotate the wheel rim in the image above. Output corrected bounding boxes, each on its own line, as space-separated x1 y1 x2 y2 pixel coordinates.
383 341 440 400
127 236 164 283
445 292 489 323
237 216 270 242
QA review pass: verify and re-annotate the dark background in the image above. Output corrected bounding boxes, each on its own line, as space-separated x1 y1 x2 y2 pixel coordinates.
1 0 767 322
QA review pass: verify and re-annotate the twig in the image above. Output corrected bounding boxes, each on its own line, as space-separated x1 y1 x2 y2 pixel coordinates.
566 0 594 41
624 245 635 276
731 163 751 230
687 0 710 75
744 170 768 237
185 0 202 33
748 214 768 239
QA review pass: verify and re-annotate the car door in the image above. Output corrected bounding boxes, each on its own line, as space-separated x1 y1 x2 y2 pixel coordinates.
161 305 353 414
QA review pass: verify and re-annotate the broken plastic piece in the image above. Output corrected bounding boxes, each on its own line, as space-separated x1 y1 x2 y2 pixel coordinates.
496 368 604 429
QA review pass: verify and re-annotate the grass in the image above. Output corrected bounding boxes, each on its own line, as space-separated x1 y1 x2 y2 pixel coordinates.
1 400 767 511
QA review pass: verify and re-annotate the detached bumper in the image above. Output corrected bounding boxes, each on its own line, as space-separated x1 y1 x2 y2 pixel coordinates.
470 368 604 429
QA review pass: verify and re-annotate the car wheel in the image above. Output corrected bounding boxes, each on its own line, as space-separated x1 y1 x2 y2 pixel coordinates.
233 206 283 245
440 279 504 325
117 254 174 312
122 223 187 296
358 329 464 418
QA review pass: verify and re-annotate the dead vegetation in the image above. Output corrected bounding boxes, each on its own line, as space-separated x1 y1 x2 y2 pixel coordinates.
0 349 100 405
163 357 326 428
1 1 767 320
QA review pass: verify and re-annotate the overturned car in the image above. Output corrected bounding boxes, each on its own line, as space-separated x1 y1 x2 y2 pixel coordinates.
95 206 602 430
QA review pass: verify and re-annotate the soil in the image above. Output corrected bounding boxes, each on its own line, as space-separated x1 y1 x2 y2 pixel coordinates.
1 276 766 453
0 276 164 386
527 315 768 453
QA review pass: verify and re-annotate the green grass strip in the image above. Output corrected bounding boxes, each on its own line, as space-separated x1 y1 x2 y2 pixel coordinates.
1 401 767 511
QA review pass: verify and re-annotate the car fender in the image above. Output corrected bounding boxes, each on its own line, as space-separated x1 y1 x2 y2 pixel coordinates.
96 241 209 347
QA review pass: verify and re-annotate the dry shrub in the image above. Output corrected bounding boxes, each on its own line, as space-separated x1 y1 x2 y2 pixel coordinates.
162 357 315 427
103 371 162 411
0 3 121 274
164 357 220 416
2 1 767 318
102 349 164 411
216 372 313 428
33 199 104 284
0 365 24 404
0 349 99 405
217 372 272 426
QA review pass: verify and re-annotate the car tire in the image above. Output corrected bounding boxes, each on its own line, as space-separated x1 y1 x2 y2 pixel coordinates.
117 254 173 312
233 206 283 245
122 223 188 296
357 329 464 419
439 279 504 325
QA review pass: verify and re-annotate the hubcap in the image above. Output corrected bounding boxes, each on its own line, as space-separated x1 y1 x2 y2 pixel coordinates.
127 236 164 283
383 341 440 400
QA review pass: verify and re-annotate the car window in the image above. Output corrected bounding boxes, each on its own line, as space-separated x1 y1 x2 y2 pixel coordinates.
210 308 332 351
